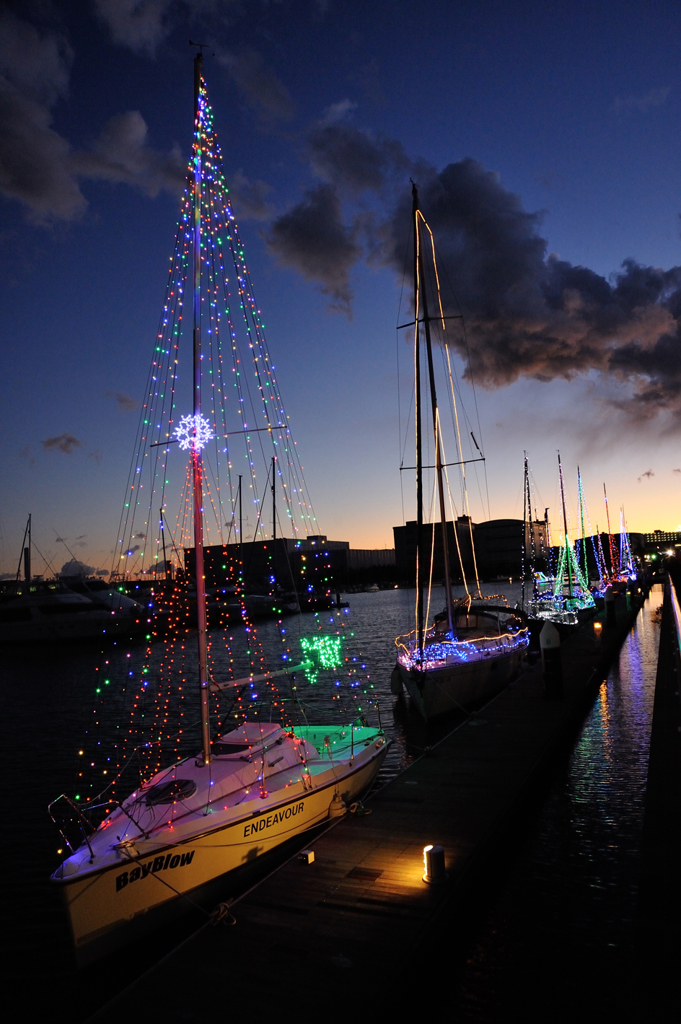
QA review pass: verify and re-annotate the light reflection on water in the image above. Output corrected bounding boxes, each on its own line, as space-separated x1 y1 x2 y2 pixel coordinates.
451 584 663 1019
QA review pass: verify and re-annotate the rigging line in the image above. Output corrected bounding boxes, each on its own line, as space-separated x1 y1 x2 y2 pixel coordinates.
31 539 58 579
423 473 438 644
431 234 489 510
442 341 469 516
441 436 471 603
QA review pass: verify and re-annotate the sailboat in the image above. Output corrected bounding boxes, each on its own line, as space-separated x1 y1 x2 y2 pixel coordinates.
391 185 529 720
49 55 387 963
521 457 595 627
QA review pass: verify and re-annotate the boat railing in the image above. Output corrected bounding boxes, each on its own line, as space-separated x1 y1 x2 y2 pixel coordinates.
395 624 529 669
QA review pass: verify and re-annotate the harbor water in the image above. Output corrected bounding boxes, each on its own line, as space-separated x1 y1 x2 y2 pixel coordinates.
1 583 662 1020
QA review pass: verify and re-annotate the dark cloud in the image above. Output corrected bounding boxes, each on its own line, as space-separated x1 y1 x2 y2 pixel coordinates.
266 184 360 312
73 111 185 197
0 11 185 221
266 108 681 423
42 433 81 454
308 122 409 195
93 0 176 56
376 159 681 423
227 169 273 221
107 390 138 412
220 48 294 123
0 10 84 221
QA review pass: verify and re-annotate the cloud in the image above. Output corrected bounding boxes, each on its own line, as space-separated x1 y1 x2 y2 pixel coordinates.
219 48 294 123
92 0 176 56
227 169 273 221
308 122 410 196
374 159 681 425
320 99 357 125
59 558 95 576
0 10 85 221
42 433 82 454
107 390 138 412
73 111 185 197
613 87 670 115
266 183 361 312
0 11 185 221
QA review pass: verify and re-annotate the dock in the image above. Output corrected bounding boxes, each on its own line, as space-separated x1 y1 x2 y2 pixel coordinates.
90 592 649 1021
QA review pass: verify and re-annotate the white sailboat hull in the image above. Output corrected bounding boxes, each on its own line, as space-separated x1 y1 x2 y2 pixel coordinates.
52 739 386 961
397 645 524 719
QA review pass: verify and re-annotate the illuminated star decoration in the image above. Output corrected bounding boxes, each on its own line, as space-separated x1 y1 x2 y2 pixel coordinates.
174 414 214 451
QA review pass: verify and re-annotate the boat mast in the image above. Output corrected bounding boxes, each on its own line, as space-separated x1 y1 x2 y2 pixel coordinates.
412 185 425 656
521 453 528 612
558 452 573 599
577 466 588 584
192 50 211 765
413 183 454 636
272 456 276 594
603 482 617 580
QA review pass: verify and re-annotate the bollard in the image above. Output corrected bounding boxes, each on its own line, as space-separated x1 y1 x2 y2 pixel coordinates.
604 586 616 627
540 620 563 699
423 844 447 884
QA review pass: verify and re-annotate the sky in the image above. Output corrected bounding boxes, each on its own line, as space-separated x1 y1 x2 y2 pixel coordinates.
2 0 681 576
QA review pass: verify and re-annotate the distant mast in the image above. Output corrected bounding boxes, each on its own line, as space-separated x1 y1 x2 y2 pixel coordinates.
558 452 573 598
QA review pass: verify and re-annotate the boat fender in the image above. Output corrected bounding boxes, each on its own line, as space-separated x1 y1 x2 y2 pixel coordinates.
329 793 347 818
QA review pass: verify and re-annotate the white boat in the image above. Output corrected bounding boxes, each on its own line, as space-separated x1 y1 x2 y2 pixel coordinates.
0 517 147 643
50 54 387 962
391 185 529 720
51 719 384 962
0 577 147 643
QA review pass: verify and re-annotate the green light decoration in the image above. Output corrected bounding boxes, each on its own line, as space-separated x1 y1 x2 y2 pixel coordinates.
300 635 343 684
553 539 595 611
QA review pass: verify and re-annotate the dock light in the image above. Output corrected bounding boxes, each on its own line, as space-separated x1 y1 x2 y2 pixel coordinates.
423 844 447 884
593 622 603 638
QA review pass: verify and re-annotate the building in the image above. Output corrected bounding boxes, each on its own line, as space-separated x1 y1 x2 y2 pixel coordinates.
394 517 549 581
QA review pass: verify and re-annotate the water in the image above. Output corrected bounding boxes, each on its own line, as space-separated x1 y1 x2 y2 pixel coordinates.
0 583 660 1019
448 584 663 1019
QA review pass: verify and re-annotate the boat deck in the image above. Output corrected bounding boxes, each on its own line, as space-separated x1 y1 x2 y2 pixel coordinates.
89 592 645 1021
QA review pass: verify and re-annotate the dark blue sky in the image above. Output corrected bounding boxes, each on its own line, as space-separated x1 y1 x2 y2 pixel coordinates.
2 0 681 574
